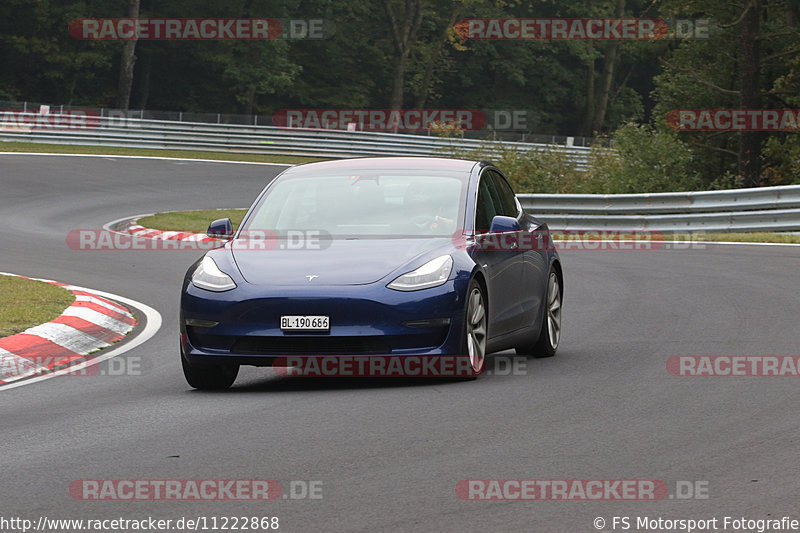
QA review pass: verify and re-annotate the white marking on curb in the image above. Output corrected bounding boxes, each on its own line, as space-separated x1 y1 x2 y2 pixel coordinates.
73 294 129 314
103 212 224 244
0 348 45 382
59 287 134 317
60 307 133 336
102 214 155 233
24 322 111 353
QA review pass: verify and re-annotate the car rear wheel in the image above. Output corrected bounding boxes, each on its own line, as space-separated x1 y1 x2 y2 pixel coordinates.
517 267 562 358
460 279 487 377
181 349 239 390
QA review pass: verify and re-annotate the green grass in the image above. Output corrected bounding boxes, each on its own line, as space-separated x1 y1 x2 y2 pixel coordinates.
0 141 327 165
138 209 248 233
662 232 800 243
138 210 800 244
0 276 75 338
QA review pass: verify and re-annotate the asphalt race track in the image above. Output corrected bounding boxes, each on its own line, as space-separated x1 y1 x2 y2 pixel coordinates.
2 154 800 532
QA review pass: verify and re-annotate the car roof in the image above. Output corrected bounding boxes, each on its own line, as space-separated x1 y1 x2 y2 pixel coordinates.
286 156 481 173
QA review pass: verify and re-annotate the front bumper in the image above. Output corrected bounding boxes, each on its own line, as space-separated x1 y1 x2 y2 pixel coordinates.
180 278 468 366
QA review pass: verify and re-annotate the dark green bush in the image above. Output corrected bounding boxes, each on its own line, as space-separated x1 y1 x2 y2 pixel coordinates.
445 122 702 194
584 123 701 193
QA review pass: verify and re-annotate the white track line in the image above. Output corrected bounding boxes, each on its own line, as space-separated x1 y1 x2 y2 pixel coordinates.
0 152 292 166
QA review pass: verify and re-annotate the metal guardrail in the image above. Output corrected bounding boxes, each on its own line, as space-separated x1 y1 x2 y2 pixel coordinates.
2 112 798 232
520 186 800 214
0 113 593 169
518 186 800 232
0 99 599 145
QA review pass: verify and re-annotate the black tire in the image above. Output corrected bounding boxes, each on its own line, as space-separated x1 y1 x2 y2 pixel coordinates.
458 278 488 378
181 350 239 390
516 267 562 358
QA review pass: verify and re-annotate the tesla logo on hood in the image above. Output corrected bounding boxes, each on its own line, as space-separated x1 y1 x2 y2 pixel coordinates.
305 274 319 281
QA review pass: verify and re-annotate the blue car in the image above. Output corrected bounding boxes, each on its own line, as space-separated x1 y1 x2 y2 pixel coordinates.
180 157 562 389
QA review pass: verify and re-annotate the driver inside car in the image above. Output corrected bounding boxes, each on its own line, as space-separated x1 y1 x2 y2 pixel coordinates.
403 180 456 234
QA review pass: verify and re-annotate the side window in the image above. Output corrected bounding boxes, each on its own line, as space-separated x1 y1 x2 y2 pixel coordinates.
475 175 497 233
487 170 519 218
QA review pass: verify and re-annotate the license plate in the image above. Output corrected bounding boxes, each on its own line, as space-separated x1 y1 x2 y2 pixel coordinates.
281 315 329 331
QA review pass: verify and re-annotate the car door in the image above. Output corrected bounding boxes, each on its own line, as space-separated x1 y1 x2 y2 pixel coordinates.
488 170 546 328
472 169 525 338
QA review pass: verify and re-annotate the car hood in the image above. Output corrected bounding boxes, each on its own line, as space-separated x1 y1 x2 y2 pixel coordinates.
231 237 453 286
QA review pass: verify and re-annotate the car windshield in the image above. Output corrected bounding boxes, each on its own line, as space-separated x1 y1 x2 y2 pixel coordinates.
241 170 468 237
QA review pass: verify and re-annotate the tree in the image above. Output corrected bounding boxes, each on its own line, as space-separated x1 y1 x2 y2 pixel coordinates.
115 0 140 110
0 0 118 105
384 0 423 109
655 0 800 187
737 0 763 187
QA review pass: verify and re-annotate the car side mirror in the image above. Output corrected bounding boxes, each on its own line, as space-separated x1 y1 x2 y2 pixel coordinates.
489 215 521 233
207 218 234 239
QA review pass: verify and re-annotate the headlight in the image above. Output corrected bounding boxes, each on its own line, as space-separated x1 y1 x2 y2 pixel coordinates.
387 255 453 291
191 256 237 292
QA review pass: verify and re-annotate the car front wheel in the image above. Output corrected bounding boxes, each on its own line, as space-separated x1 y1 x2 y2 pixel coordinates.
181 349 239 390
459 279 487 377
